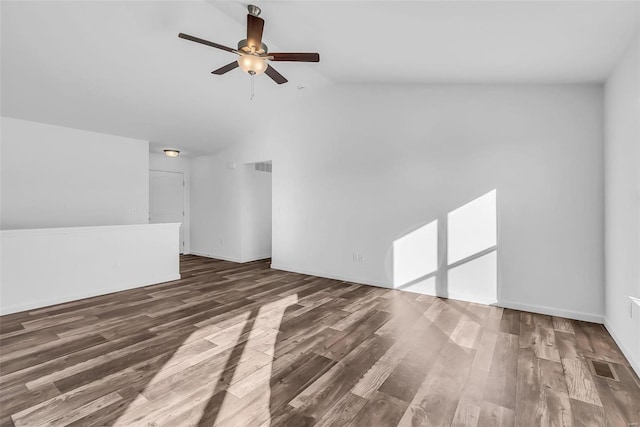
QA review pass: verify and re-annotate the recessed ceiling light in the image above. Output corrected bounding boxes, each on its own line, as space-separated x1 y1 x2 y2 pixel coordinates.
164 149 180 158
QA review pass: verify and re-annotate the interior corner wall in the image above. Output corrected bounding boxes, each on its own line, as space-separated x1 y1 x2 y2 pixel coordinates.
1 117 149 229
604 31 640 373
190 84 605 322
149 152 191 254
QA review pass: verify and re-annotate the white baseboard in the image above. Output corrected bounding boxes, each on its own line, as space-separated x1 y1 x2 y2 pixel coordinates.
497 300 604 324
189 251 244 263
604 319 640 378
269 263 391 289
0 274 181 316
190 251 272 264
270 264 606 324
241 254 272 263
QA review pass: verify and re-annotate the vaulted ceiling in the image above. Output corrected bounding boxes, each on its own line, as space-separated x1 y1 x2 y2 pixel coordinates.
2 1 638 155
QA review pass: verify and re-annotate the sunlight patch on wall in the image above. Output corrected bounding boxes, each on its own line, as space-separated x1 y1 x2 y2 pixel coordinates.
392 220 438 288
448 251 497 304
448 189 497 264
390 189 498 305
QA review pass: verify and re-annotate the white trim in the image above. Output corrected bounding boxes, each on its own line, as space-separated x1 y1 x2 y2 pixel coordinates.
0 223 181 238
189 250 244 264
269 263 391 289
446 293 498 306
270 264 606 321
400 287 498 306
0 275 181 316
242 254 272 263
191 251 272 264
496 299 604 323
604 318 640 377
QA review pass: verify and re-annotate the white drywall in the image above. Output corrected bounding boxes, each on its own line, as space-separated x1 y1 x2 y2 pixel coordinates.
190 84 605 322
190 156 243 262
1 117 149 229
241 164 272 262
189 159 272 263
0 224 181 315
149 153 191 254
604 32 640 374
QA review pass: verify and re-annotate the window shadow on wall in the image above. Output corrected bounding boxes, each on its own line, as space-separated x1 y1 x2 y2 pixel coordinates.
392 189 498 305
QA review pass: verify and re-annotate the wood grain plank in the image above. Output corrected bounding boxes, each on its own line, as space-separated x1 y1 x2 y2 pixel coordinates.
314 392 368 427
350 391 408 427
520 313 561 362
593 375 640 426
397 343 475 427
562 357 603 406
484 332 518 410
569 399 608 427
478 401 515 427
553 316 576 334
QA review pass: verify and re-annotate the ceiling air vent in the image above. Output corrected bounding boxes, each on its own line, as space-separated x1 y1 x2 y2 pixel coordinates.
254 162 272 173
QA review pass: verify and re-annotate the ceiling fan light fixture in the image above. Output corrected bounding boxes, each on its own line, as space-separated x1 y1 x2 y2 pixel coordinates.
164 149 180 158
237 54 267 75
179 5 319 85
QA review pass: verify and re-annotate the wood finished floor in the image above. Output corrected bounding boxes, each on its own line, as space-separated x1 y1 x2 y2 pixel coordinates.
1 256 639 427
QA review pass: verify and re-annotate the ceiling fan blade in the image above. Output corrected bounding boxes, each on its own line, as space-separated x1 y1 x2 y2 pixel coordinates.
265 65 288 84
212 61 239 75
247 14 264 51
178 33 236 54
269 52 320 62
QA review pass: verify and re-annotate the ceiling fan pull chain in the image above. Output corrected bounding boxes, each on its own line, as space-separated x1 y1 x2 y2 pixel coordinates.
250 73 255 100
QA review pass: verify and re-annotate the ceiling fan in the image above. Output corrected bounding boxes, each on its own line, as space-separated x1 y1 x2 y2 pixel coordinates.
178 5 320 85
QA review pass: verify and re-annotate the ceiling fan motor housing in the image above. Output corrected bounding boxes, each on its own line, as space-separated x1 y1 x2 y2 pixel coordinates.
237 39 268 55
247 5 261 17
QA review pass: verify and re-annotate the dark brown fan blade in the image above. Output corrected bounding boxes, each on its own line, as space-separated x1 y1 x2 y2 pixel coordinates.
247 15 264 51
178 33 236 54
212 61 239 75
269 52 320 62
265 65 288 84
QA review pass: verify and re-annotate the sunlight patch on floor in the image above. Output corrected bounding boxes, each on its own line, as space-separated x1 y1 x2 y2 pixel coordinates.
113 294 298 426
214 294 298 427
112 312 251 426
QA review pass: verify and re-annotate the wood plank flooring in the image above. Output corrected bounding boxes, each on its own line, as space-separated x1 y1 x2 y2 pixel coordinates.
1 255 639 426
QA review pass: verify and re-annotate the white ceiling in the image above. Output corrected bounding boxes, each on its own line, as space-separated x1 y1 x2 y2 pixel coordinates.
2 1 638 155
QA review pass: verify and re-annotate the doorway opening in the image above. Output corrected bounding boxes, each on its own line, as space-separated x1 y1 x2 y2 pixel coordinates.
150 170 185 254
242 161 272 262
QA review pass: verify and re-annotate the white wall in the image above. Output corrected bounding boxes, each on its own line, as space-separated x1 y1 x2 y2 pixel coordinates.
190 158 272 263
604 31 640 373
1 117 149 229
190 156 243 262
0 224 180 315
241 164 272 262
191 84 605 322
149 153 191 253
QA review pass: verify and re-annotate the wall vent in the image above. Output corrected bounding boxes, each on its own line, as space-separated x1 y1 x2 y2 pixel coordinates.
254 162 272 173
